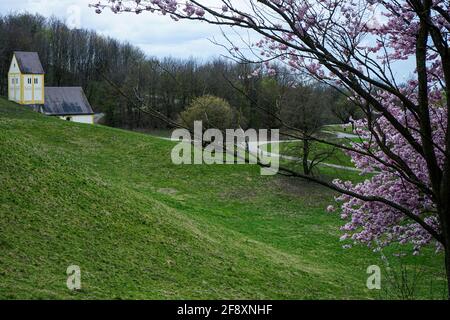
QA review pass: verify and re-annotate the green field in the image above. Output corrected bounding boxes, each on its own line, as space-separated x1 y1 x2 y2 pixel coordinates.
0 98 447 299
271 140 355 168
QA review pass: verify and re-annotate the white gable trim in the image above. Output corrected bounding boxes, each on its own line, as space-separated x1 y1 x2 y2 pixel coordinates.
8 55 21 74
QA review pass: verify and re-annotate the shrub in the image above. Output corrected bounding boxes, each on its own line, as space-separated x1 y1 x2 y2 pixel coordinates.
180 95 239 131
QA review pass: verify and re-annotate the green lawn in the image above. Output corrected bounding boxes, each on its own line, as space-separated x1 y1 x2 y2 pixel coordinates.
0 98 446 299
272 140 355 168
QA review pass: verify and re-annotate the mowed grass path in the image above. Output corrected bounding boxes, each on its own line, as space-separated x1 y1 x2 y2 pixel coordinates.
0 98 446 299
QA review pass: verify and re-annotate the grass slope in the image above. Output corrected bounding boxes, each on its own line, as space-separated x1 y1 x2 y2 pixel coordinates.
0 98 446 299
272 140 355 167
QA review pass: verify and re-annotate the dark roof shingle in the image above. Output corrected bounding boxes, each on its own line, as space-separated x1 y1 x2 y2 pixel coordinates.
43 87 94 115
14 51 45 74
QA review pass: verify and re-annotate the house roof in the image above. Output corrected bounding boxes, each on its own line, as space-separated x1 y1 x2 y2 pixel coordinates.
43 87 94 116
14 51 45 74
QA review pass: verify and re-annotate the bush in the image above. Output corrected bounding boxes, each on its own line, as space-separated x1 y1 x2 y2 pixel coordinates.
180 95 240 131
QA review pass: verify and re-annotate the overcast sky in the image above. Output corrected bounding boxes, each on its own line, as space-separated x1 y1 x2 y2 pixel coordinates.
1 0 415 80
1 0 236 61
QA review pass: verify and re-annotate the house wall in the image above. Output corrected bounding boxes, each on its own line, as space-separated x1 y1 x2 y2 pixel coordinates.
22 74 44 104
24 75 33 101
8 55 21 102
8 55 20 73
33 75 44 103
58 115 94 124
8 73 21 102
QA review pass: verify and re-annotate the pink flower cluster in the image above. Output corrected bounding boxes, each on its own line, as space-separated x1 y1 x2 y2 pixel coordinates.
334 87 446 254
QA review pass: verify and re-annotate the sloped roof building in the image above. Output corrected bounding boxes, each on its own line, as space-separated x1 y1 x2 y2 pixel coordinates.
13 51 45 74
44 87 94 116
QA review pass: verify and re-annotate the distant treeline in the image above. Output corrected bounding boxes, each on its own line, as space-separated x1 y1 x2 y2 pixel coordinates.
0 13 354 130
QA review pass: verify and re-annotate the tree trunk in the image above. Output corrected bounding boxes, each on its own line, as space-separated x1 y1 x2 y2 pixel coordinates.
444 243 450 299
441 208 450 299
439 190 450 299
439 155 450 299
303 139 310 175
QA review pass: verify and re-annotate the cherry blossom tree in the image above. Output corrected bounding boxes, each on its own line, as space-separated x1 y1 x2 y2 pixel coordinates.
90 0 450 295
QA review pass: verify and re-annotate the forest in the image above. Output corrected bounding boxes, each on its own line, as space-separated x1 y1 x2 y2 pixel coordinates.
0 13 354 131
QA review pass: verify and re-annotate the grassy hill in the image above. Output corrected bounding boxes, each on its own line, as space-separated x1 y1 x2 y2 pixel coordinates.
0 97 446 299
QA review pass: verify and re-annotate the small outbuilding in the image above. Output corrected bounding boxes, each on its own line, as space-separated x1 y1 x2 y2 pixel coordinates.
43 87 94 124
8 51 45 105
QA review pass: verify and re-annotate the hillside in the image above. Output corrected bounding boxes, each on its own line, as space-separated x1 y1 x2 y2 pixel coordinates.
0 98 446 299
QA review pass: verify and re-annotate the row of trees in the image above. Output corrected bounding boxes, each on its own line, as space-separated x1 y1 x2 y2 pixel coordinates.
0 13 352 131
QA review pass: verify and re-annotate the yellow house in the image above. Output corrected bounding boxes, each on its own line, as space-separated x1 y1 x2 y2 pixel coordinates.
8 51 45 105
